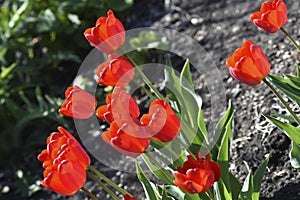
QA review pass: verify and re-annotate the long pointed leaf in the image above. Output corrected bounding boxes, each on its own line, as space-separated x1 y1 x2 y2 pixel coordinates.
290 141 300 169
179 59 194 92
239 170 254 200
267 74 300 106
142 154 173 185
136 161 161 200
216 101 237 199
253 155 270 200
264 115 300 144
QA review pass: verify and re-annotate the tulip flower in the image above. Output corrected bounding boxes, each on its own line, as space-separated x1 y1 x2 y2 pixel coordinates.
226 40 270 86
141 100 181 142
59 86 97 119
96 54 134 87
96 88 140 123
173 153 220 194
37 127 90 195
250 0 287 33
84 10 125 54
102 121 150 157
124 194 137 200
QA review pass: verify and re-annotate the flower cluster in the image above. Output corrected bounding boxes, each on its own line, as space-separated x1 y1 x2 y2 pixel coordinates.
37 0 299 199
227 0 300 192
38 10 184 198
227 0 288 85
84 10 182 157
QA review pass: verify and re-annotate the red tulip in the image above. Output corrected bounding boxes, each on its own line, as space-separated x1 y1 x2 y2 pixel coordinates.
102 121 150 157
59 86 97 119
96 88 140 123
124 194 137 200
84 10 125 54
173 153 220 194
226 40 270 86
96 54 134 86
141 100 181 142
37 127 90 195
250 0 287 33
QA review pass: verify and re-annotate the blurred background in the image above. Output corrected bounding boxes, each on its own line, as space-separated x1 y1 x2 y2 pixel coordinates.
0 0 136 199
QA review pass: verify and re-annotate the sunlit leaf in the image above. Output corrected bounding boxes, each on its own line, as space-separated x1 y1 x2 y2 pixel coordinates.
264 115 300 144
253 155 269 199
290 141 300 169
136 161 161 200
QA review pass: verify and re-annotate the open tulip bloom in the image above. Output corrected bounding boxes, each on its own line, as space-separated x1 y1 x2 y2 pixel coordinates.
250 0 287 33
37 127 90 195
226 40 270 86
84 10 125 54
38 2 300 199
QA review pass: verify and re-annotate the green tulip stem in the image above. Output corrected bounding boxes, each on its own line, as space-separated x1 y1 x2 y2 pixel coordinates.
263 78 300 125
136 81 156 100
87 171 120 200
175 137 194 157
206 189 216 200
143 150 174 183
280 27 300 52
88 165 131 196
119 49 166 100
81 186 99 200
141 85 156 100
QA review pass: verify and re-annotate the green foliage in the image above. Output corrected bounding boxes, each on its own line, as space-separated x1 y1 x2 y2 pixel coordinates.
264 116 300 144
164 57 206 153
290 141 300 169
136 161 161 200
264 66 300 169
214 101 242 200
264 115 300 169
142 154 174 185
129 30 169 52
0 0 133 196
253 156 269 199
267 74 300 107
0 0 134 160
239 156 269 200
0 87 65 167
137 59 270 200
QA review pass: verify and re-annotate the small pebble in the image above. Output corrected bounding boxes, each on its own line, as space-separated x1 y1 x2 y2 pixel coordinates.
190 18 198 25
232 26 240 33
1 186 9 194
116 171 122 176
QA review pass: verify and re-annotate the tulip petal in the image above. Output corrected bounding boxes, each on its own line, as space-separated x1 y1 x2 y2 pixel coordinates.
250 0 287 33
37 127 90 195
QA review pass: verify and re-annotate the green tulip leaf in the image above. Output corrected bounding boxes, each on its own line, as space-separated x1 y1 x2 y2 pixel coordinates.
239 169 254 200
264 115 300 144
136 161 161 200
180 59 194 92
267 74 300 107
214 180 232 200
159 185 185 200
215 101 241 199
253 155 270 200
164 57 205 153
142 154 174 185
290 141 300 169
